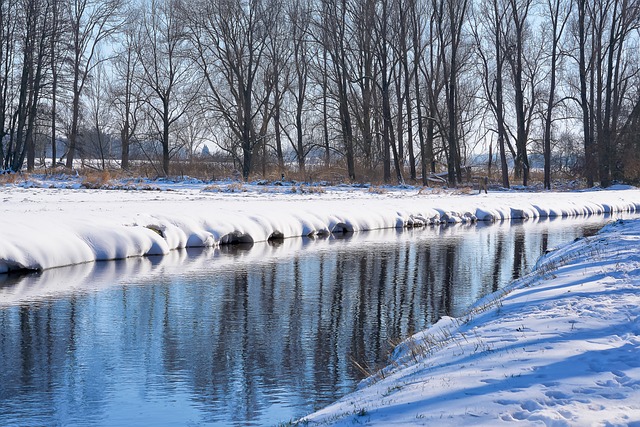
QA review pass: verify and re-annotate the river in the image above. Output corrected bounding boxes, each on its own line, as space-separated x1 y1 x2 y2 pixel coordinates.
0 214 632 426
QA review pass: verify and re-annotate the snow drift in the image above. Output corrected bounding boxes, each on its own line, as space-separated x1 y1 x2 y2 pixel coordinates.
1 183 639 273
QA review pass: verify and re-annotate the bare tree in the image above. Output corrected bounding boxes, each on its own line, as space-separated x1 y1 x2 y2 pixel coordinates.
599 0 640 187
48 0 67 168
542 0 571 189
8 0 52 172
186 0 273 181
421 0 446 180
319 0 356 180
435 0 469 186
574 0 596 186
347 0 376 173
399 0 417 181
261 0 290 175
136 0 198 176
64 0 123 169
471 0 512 188
109 9 144 171
86 55 112 169
408 0 431 185
504 0 536 186
375 0 403 184
0 0 18 170
572 0 640 187
286 0 312 174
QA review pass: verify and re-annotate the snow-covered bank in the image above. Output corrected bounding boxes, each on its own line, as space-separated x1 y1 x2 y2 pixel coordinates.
1 180 640 273
302 218 640 426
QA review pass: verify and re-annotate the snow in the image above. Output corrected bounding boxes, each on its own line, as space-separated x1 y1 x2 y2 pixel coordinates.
302 217 640 426
2 177 640 424
1 178 640 273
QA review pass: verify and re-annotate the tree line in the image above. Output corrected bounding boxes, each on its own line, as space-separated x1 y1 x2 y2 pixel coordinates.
1 0 639 187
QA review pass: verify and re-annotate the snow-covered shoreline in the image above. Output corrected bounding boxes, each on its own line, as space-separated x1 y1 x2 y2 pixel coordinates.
302 218 640 426
1 180 640 273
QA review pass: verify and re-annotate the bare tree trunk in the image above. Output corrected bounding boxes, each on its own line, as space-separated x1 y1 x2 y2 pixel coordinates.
438 0 467 186
507 0 532 186
274 83 285 173
400 4 416 181
577 0 594 186
328 0 356 181
411 3 428 185
322 48 330 167
543 0 570 190
50 0 59 169
64 0 122 169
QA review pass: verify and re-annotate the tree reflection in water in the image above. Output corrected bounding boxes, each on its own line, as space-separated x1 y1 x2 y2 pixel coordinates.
0 215 625 426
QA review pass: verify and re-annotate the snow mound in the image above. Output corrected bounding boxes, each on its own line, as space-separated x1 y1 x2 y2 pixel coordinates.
1 185 639 273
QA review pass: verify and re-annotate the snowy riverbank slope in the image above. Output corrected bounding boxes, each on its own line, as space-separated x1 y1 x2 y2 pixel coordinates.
303 218 640 426
1 179 640 272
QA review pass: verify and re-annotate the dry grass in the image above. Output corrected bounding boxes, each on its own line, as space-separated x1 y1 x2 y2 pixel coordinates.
452 186 475 195
81 169 116 189
368 185 387 194
282 166 347 185
2 159 610 190
226 182 246 192
0 172 26 185
418 187 444 195
202 184 222 192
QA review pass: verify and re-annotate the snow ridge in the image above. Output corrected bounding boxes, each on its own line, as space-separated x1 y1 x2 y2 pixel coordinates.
1 185 639 273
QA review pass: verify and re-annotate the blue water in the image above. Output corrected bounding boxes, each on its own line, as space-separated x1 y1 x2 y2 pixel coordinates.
0 214 632 426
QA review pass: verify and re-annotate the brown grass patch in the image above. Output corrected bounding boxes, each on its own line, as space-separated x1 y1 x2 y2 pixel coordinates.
0 172 26 185
81 169 115 189
368 185 387 194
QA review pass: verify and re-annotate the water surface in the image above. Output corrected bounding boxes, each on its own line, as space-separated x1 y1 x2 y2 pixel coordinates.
0 215 632 426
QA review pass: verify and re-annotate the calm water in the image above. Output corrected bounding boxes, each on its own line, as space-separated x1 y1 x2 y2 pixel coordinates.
0 215 632 426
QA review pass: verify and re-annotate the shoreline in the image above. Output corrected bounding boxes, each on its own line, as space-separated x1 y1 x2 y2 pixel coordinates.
302 218 640 425
2 182 640 273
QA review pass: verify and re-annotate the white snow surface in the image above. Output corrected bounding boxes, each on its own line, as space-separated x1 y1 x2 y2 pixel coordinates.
1 178 640 273
303 218 640 426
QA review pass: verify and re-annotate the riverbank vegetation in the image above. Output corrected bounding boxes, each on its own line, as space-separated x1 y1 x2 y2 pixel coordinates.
1 0 640 188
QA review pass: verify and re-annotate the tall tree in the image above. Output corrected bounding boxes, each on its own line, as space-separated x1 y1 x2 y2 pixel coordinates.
137 0 199 176
435 0 468 186
86 55 112 169
505 0 534 186
187 0 272 181
9 0 52 172
375 0 404 184
318 0 356 180
350 0 375 172
599 0 640 187
542 0 571 190
573 0 640 187
575 0 596 186
399 0 416 181
287 0 312 174
409 0 430 185
472 0 512 188
64 0 122 169
0 0 17 170
111 10 143 171
48 0 65 168
263 0 289 175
